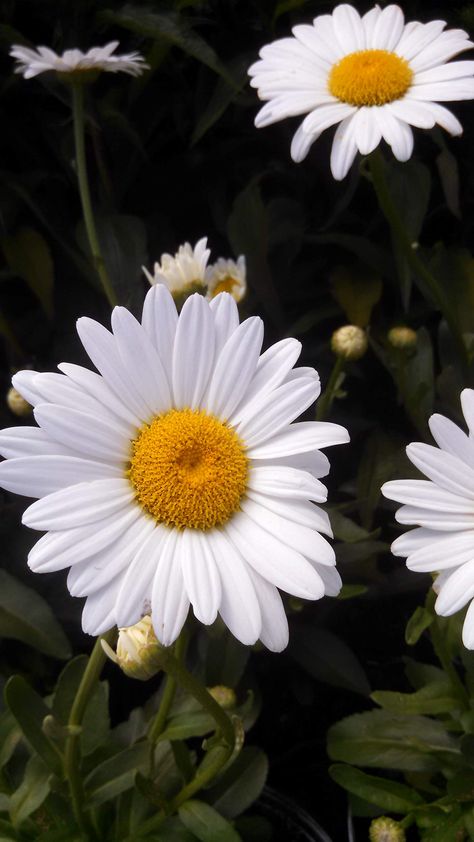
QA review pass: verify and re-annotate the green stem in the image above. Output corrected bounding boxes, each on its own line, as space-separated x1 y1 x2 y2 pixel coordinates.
64 629 117 837
316 356 344 421
71 83 118 308
368 149 466 364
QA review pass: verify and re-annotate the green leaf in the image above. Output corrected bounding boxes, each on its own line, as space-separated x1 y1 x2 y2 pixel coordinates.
206 747 268 819
357 431 399 531
178 801 242 842
327 710 460 772
405 607 434 646
81 681 110 757
1 227 54 317
9 756 50 828
158 711 215 743
102 6 236 85
84 742 150 806
337 585 368 600
0 570 70 659
289 626 371 696
371 681 458 716
331 264 382 327
328 510 372 543
423 806 469 842
4 676 62 775
0 711 21 769
447 770 474 800
52 656 88 725
329 764 424 814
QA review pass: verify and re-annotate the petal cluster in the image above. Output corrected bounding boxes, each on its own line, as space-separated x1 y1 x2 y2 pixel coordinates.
0 288 349 651
10 41 148 79
248 3 474 179
382 390 474 648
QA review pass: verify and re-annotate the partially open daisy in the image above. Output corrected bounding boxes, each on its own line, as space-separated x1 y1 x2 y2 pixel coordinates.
0 288 348 651
382 390 474 649
10 41 148 80
248 3 474 179
143 238 210 302
206 256 247 303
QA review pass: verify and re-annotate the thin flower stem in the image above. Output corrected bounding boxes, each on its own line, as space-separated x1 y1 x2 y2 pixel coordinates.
147 633 188 775
71 83 118 308
367 149 467 365
316 356 344 421
64 628 117 838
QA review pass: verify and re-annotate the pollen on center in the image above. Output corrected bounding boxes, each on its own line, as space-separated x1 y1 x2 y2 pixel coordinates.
128 408 248 531
328 49 413 107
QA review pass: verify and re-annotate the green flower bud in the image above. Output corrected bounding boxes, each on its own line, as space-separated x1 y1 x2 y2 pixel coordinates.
369 817 406 842
331 325 368 361
102 616 162 681
7 386 32 417
387 326 417 350
207 685 237 709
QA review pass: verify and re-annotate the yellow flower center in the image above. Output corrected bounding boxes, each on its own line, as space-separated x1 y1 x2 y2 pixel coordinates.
128 409 248 530
328 49 413 107
211 275 240 298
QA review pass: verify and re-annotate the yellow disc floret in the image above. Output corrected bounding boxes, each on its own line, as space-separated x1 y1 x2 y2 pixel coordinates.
129 409 248 530
329 49 413 107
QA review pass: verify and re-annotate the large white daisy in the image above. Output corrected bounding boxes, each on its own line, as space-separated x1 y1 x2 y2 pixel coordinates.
10 41 148 79
248 3 474 179
0 288 349 651
382 389 474 649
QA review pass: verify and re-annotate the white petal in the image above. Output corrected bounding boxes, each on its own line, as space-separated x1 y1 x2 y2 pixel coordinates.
241 496 335 565
330 115 359 180
375 106 414 161
111 307 172 415
0 426 72 459
180 530 221 625
420 102 463 136
291 25 333 68
226 509 325 599
301 102 357 137
81 577 121 636
246 489 332 535
246 566 289 652
151 530 190 646
34 404 130 464
316 564 342 597
312 14 345 63
435 559 474 615
387 100 436 130
28 506 140 573
396 20 447 62
0 455 121 498
204 317 263 420
172 295 215 409
208 528 262 645
11 370 42 406
351 107 382 155
463 600 474 649
395 505 474 531
22 479 134 530
410 34 474 73
391 526 439 556
235 339 302 416
57 363 140 429
141 284 178 385
406 79 474 101
382 479 473 512
249 421 349 459
461 389 474 435
256 449 331 478
332 4 365 53
370 5 404 51
407 442 474 499
209 293 239 355
362 6 382 47
236 378 321 448
76 317 150 420
115 524 169 627
291 123 319 163
256 94 331 129
429 413 474 464
248 465 327 502
31 372 120 423
414 60 474 85
407 530 474 572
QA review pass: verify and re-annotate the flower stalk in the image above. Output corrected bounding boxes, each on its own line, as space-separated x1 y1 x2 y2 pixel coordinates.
71 82 117 308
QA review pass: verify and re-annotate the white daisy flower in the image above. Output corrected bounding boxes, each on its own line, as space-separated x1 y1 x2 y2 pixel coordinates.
0 288 349 651
206 256 247 303
143 238 210 300
248 3 474 179
10 41 148 80
382 389 474 649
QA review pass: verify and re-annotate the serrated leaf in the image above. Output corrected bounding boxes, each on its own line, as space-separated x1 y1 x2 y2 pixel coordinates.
371 681 458 716
0 570 70 659
9 755 50 828
329 764 424 813
1 227 54 317
289 626 370 696
178 800 242 842
4 677 62 775
206 747 268 819
328 710 460 772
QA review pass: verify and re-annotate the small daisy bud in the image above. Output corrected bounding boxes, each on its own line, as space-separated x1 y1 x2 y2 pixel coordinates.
6 386 32 417
387 326 417 350
369 817 406 842
206 257 247 303
102 616 162 681
331 325 368 361
143 238 210 309
207 685 237 709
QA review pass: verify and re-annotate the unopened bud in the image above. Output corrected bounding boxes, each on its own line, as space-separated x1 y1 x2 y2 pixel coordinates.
369 817 406 842
6 386 32 417
102 616 162 681
207 685 237 709
331 325 368 361
387 326 417 351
